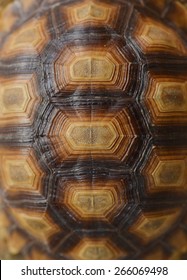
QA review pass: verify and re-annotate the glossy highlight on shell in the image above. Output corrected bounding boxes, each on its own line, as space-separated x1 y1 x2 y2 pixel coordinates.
0 0 187 260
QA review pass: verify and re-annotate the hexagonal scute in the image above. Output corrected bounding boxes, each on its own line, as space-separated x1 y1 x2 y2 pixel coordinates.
63 0 120 29
0 0 187 261
55 180 126 222
27 246 51 260
0 1 20 35
67 238 123 260
10 208 60 244
165 1 187 34
133 16 187 55
0 16 49 58
48 108 137 162
144 74 187 124
0 74 41 127
7 230 28 256
54 44 132 92
0 148 44 195
140 0 168 13
67 122 116 149
0 208 11 259
143 148 187 193
130 208 181 243
167 227 187 256
18 0 43 14
142 0 187 35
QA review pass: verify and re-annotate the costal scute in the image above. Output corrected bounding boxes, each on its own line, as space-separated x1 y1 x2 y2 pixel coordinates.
0 0 187 260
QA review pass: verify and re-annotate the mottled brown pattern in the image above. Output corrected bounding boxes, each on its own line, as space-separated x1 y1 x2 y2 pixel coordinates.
0 0 187 260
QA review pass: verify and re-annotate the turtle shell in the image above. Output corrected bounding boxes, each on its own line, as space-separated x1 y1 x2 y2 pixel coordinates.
0 0 187 260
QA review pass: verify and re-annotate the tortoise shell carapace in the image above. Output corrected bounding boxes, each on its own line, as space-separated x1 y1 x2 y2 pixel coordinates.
0 0 187 260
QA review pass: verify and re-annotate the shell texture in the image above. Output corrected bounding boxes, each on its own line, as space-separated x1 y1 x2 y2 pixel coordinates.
0 0 187 260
